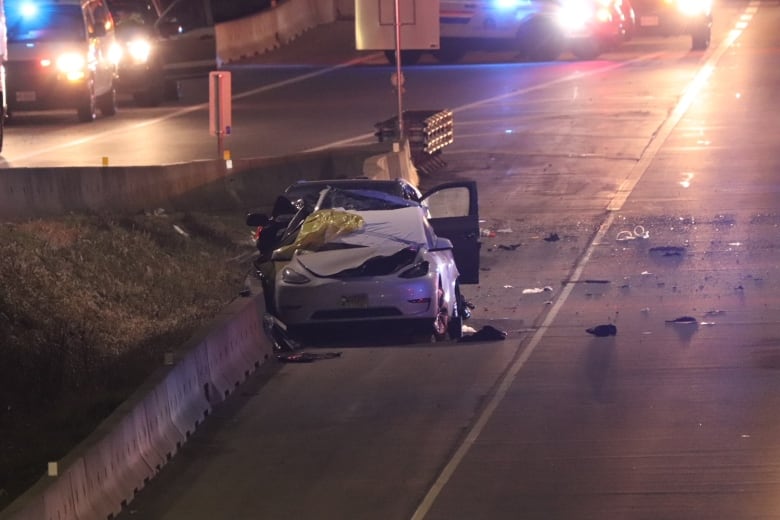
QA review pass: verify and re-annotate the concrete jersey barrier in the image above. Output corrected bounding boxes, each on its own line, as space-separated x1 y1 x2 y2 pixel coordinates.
0 294 273 520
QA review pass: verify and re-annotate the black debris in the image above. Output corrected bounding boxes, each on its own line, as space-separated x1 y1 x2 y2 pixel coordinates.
544 232 560 242
239 287 251 297
665 316 697 324
498 243 522 251
458 325 507 342
586 324 617 337
649 246 686 257
276 351 343 363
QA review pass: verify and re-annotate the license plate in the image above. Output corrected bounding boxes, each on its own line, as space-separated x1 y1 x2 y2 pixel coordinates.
340 293 368 308
640 15 659 26
16 91 36 102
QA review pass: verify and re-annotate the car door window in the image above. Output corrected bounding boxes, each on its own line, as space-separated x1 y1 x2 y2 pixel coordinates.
424 185 471 218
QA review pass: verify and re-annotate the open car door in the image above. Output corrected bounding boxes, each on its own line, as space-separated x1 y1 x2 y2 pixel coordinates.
422 181 480 284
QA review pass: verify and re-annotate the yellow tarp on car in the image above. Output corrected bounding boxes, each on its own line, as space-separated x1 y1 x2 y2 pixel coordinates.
274 209 364 258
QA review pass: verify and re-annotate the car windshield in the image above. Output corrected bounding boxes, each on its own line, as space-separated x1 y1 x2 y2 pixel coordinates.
7 5 85 43
315 188 419 212
110 1 158 28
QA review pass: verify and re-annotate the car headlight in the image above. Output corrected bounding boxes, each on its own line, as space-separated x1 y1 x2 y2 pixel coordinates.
126 38 152 64
399 261 429 279
557 2 596 31
676 0 711 16
281 266 310 284
55 52 86 81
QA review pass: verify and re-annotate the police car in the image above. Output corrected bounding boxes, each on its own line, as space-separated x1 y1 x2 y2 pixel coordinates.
385 0 628 64
632 0 712 50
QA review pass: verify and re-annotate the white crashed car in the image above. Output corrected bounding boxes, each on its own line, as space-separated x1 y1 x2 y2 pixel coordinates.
267 181 480 341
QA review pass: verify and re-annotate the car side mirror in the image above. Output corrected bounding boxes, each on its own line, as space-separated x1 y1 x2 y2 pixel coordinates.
430 236 453 251
246 213 270 227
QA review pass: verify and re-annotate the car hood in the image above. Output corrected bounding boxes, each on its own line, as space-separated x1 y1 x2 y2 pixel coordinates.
294 243 415 277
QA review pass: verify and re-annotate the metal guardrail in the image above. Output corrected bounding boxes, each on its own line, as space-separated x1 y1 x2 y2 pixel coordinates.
374 109 454 174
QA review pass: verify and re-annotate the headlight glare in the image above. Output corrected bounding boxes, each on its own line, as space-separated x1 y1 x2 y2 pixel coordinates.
56 52 86 81
126 38 152 64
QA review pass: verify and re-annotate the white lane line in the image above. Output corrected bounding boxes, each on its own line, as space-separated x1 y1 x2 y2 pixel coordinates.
410 211 617 520
607 1 757 211
411 6 759 519
8 54 380 164
305 54 664 153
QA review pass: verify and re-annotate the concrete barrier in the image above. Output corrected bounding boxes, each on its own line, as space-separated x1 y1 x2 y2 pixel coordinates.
216 0 339 64
0 292 274 520
0 144 394 221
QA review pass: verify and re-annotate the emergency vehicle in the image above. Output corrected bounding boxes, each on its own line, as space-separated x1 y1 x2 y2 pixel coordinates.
381 0 629 64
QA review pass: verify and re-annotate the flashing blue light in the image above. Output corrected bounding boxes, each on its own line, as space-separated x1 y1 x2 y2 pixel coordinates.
20 2 39 17
494 0 520 8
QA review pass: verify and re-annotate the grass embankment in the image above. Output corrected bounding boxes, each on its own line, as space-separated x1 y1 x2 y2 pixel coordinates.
0 211 256 511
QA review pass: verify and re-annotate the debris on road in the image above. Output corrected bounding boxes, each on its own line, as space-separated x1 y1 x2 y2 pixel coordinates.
586 324 617 337
649 246 686 257
276 351 343 363
498 243 522 251
523 286 554 294
543 232 560 242
665 316 697 324
459 325 507 342
616 225 649 241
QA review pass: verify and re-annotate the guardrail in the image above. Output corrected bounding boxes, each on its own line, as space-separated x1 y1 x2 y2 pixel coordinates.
374 110 454 175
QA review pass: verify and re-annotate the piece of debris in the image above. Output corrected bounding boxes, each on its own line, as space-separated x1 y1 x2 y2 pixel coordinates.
497 228 514 233
498 243 522 251
586 324 617 337
665 316 697 324
704 310 725 316
462 324 478 335
459 325 507 342
544 232 560 242
480 228 496 238
616 225 649 241
649 246 686 257
239 287 251 297
276 351 343 363
522 286 553 294
172 224 190 237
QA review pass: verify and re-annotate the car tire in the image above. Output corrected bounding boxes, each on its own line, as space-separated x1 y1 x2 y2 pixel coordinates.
384 49 422 66
433 279 450 341
570 37 602 60
432 45 466 64
518 17 564 62
691 25 711 50
163 80 181 102
447 283 464 340
97 83 117 116
77 85 97 122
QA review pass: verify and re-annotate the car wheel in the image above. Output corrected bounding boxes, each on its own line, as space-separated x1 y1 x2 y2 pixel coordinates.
77 85 97 122
433 280 449 341
518 18 564 62
384 49 422 66
163 80 181 102
447 283 464 340
691 25 711 50
570 37 602 60
97 83 117 116
432 45 466 64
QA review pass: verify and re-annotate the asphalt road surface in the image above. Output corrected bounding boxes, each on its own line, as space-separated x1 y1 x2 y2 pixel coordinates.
33 1 775 518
